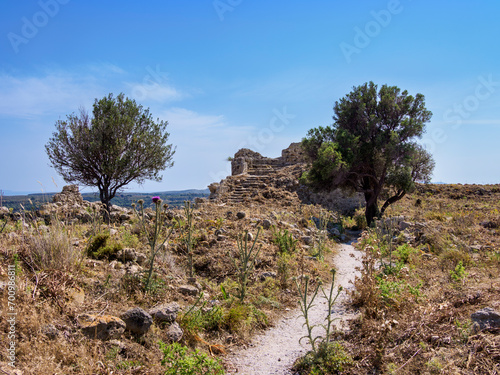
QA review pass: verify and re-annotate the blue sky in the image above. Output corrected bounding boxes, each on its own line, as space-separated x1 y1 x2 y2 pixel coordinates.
1 0 499 194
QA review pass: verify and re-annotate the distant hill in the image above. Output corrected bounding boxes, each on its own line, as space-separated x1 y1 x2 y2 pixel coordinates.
0 189 210 212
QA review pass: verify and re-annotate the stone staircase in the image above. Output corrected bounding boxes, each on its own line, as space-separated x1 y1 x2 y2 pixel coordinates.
226 166 278 204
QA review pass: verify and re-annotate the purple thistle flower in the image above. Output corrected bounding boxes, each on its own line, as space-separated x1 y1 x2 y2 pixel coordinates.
152 196 161 204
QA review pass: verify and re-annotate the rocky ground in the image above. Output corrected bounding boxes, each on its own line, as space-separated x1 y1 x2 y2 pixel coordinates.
0 182 499 374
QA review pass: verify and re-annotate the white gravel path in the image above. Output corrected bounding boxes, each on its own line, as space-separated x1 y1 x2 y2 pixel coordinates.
226 239 362 374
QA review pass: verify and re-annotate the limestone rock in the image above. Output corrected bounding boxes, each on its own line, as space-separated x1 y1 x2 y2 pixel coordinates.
52 185 84 205
178 284 199 296
471 307 500 333
260 271 277 281
167 322 184 342
120 307 153 335
261 219 272 230
149 302 180 323
301 236 313 245
78 314 126 340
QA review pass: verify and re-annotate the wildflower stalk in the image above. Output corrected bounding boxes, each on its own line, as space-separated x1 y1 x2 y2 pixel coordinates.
133 197 173 291
321 269 343 343
230 227 262 303
294 275 322 353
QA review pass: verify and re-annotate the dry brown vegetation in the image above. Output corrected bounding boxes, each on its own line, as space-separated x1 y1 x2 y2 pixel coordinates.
336 184 500 375
0 198 336 374
1 183 499 374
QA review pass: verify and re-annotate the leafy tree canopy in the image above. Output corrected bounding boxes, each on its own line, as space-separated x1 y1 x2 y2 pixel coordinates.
46 93 175 211
302 82 434 225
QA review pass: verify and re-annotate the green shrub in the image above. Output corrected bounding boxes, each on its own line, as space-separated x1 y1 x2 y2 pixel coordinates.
294 341 352 374
159 341 225 375
86 233 122 260
272 229 298 254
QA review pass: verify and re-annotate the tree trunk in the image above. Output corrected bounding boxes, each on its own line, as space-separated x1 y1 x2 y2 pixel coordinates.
364 191 380 227
99 186 111 223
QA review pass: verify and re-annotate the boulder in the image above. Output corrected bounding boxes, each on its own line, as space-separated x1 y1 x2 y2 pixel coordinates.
471 307 500 333
149 302 180 323
78 314 126 340
178 284 199 296
167 322 184 342
120 307 153 335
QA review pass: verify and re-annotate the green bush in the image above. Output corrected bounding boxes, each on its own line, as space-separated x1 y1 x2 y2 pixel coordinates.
86 233 122 260
159 341 225 375
294 341 352 374
272 229 298 254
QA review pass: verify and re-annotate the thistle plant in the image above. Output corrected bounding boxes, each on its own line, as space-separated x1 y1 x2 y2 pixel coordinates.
132 196 174 291
230 227 262 303
295 275 322 353
295 269 343 354
321 269 343 343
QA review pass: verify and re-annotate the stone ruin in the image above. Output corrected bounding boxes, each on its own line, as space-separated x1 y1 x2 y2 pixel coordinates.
209 142 364 214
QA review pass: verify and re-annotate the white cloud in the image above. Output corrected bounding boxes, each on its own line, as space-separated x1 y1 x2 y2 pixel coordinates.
0 69 108 119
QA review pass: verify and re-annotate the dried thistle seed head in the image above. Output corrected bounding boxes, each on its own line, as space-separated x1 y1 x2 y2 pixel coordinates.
137 199 144 206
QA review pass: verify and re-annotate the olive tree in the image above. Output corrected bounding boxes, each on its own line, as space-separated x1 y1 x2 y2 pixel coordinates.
46 93 175 212
302 82 434 225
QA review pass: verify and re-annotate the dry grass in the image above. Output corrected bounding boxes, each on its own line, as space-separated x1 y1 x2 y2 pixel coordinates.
338 184 500 375
0 198 337 374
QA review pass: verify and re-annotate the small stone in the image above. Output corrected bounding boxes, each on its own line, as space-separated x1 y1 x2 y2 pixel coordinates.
179 284 199 296
260 272 277 281
136 253 147 265
78 314 126 340
301 236 313 245
246 232 254 241
117 248 138 263
261 219 272 230
236 211 246 220
399 221 412 231
149 302 180 323
167 322 184 342
120 307 153 335
41 324 60 340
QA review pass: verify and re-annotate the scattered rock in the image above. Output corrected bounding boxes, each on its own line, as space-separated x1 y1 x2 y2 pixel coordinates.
149 302 180 323
167 322 184 342
120 307 153 335
41 324 60 340
178 284 199 296
471 307 500 333
301 236 313 245
117 248 138 263
136 253 148 265
398 221 412 231
480 220 498 229
260 219 272 230
260 271 277 281
125 264 143 276
236 211 246 220
78 314 126 340
246 232 254 241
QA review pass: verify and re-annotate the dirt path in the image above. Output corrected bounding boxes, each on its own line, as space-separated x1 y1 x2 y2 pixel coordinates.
226 239 363 374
